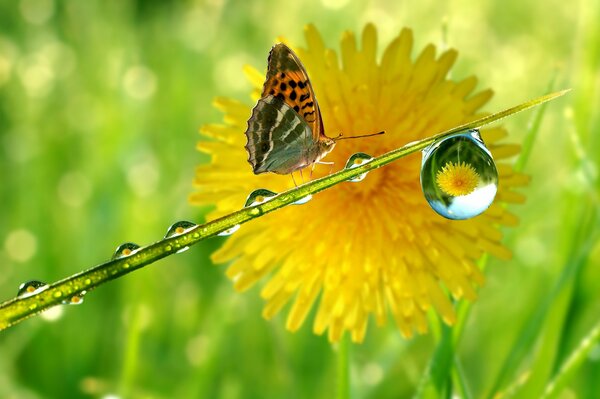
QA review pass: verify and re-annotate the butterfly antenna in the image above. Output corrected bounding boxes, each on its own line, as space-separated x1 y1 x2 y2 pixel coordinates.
334 131 385 141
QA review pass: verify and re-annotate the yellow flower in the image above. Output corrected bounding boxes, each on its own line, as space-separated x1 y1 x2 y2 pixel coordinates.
190 24 529 343
436 161 480 196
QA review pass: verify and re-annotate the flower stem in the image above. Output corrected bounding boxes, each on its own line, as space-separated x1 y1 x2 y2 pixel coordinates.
0 90 568 331
337 334 351 399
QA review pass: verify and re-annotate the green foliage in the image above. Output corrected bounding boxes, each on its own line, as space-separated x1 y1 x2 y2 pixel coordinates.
0 0 598 398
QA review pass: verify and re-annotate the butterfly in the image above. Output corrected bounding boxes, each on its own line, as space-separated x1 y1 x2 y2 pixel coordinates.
244 43 382 175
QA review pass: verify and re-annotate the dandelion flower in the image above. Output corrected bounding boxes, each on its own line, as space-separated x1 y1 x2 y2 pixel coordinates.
436 161 480 197
190 24 529 343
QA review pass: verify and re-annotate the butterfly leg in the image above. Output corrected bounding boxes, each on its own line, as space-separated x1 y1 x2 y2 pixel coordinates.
291 172 298 187
316 161 335 175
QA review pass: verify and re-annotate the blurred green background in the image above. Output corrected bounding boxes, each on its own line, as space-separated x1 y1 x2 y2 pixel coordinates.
0 0 598 398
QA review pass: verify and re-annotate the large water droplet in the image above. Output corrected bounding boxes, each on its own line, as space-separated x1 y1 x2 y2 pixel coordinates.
345 152 374 182
17 280 48 298
218 224 240 236
244 188 278 207
113 242 141 259
420 129 498 220
165 221 197 238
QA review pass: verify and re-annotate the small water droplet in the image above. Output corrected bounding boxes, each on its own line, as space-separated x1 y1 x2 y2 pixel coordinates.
113 242 141 259
244 188 278 207
218 224 240 236
17 280 48 298
176 246 190 254
420 129 498 220
345 152 374 182
164 220 198 238
292 194 313 205
63 290 87 305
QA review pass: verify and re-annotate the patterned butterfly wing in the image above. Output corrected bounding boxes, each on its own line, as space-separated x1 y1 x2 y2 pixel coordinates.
261 43 324 141
244 43 335 175
245 95 315 175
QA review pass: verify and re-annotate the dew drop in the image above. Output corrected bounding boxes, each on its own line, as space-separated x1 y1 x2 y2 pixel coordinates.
218 224 240 236
113 242 141 259
176 246 190 254
420 129 498 220
344 152 374 182
164 220 198 238
17 280 48 298
244 188 278 207
63 290 87 305
292 194 312 205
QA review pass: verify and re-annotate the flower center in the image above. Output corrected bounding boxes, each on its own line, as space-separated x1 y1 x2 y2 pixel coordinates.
436 161 480 196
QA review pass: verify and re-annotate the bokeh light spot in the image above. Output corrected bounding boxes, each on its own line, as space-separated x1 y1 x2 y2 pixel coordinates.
4 229 38 263
57 171 93 208
19 0 55 25
122 65 157 100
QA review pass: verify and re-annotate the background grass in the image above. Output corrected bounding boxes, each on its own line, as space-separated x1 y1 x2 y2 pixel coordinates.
0 0 598 398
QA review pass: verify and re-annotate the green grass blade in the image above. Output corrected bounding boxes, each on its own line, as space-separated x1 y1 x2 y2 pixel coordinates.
337 334 351 399
541 319 600 399
486 202 599 398
452 358 473 399
514 72 559 173
414 322 454 399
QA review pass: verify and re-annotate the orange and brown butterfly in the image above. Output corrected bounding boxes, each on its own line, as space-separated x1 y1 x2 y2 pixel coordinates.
244 43 382 175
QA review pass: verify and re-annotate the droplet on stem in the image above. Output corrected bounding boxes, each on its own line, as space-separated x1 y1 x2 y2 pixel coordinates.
113 242 141 259
244 188 278 207
344 152 374 182
218 224 241 236
17 280 48 298
63 290 87 305
420 129 498 220
164 221 198 238
292 194 313 205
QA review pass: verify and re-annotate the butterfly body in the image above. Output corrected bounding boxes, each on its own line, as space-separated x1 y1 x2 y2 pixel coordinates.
245 43 335 175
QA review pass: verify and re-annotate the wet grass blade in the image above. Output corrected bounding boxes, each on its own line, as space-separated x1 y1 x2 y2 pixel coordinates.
541 319 600 399
514 72 559 173
485 202 599 398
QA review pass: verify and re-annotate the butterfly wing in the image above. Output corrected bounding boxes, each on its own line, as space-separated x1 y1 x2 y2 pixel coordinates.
245 95 314 175
261 43 324 141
